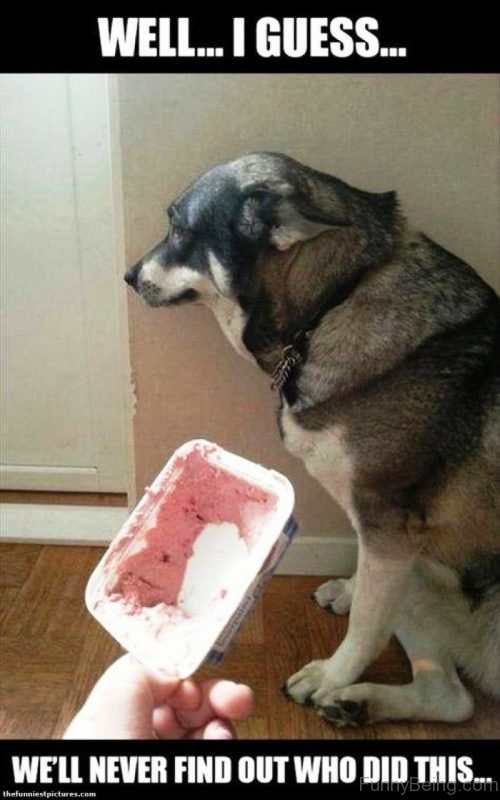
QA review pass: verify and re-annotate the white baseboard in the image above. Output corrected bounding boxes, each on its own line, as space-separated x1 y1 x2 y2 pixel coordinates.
276 535 357 576
0 503 129 546
0 503 357 576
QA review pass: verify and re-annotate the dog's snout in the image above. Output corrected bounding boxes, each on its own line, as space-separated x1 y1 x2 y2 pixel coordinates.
124 263 141 289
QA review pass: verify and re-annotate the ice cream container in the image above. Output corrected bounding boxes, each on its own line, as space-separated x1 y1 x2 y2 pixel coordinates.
86 439 297 678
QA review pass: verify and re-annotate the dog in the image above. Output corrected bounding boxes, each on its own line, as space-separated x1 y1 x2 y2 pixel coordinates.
125 152 500 727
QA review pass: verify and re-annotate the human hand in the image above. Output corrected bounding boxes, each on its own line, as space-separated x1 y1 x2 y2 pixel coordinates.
63 654 254 740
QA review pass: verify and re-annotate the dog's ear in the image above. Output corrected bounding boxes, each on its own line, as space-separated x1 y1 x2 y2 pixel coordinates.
236 176 349 252
236 191 272 243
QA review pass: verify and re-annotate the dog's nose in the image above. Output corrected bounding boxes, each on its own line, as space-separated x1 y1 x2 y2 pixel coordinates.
124 263 141 289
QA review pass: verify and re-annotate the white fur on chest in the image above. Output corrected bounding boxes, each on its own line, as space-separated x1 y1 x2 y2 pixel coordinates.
281 405 356 519
206 250 254 363
210 295 254 363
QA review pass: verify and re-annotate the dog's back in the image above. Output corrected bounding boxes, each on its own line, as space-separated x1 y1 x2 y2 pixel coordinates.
288 228 500 548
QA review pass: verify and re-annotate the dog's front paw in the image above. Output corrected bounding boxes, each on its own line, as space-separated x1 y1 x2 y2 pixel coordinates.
282 660 330 705
313 684 374 727
312 577 354 615
316 696 369 728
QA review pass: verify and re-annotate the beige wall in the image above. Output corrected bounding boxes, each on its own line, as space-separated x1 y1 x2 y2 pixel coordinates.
119 74 499 537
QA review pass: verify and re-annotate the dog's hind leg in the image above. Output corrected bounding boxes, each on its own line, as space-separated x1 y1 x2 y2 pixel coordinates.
309 563 475 725
314 634 474 726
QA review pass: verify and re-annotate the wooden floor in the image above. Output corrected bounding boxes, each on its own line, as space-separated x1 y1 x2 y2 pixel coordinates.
1 542 499 740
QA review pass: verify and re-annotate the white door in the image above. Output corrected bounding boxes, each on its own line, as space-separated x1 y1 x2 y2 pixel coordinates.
0 74 128 492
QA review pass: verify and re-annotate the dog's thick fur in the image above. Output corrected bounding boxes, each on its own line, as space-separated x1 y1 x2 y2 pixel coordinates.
125 153 500 726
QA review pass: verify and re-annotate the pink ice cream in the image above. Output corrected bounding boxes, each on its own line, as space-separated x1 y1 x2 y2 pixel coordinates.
105 446 276 611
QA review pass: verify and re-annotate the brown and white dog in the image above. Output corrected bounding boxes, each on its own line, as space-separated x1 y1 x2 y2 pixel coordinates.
125 152 500 727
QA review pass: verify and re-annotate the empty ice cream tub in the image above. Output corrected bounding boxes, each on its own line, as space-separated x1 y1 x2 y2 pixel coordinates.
86 440 297 678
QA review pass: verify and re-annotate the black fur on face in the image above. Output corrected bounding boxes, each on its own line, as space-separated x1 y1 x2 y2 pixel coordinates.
167 166 271 299
126 165 273 306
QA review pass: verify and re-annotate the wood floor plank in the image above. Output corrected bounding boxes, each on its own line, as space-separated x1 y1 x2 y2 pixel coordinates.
1 546 102 640
0 587 19 625
0 543 42 588
1 708 66 740
235 600 265 645
236 716 269 739
0 664 73 739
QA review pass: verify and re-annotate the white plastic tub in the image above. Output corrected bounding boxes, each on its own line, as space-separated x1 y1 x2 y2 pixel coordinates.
86 440 297 678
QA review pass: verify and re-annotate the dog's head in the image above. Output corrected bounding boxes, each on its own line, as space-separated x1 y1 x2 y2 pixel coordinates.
124 152 354 309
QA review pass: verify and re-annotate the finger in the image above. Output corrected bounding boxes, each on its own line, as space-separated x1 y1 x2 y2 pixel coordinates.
152 704 186 740
136 662 183 707
173 689 214 729
168 679 202 711
175 680 253 728
186 719 235 740
207 681 254 721
111 658 203 717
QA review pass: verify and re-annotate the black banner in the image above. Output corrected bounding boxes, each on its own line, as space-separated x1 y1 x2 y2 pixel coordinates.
1 739 499 795
0 6 498 72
